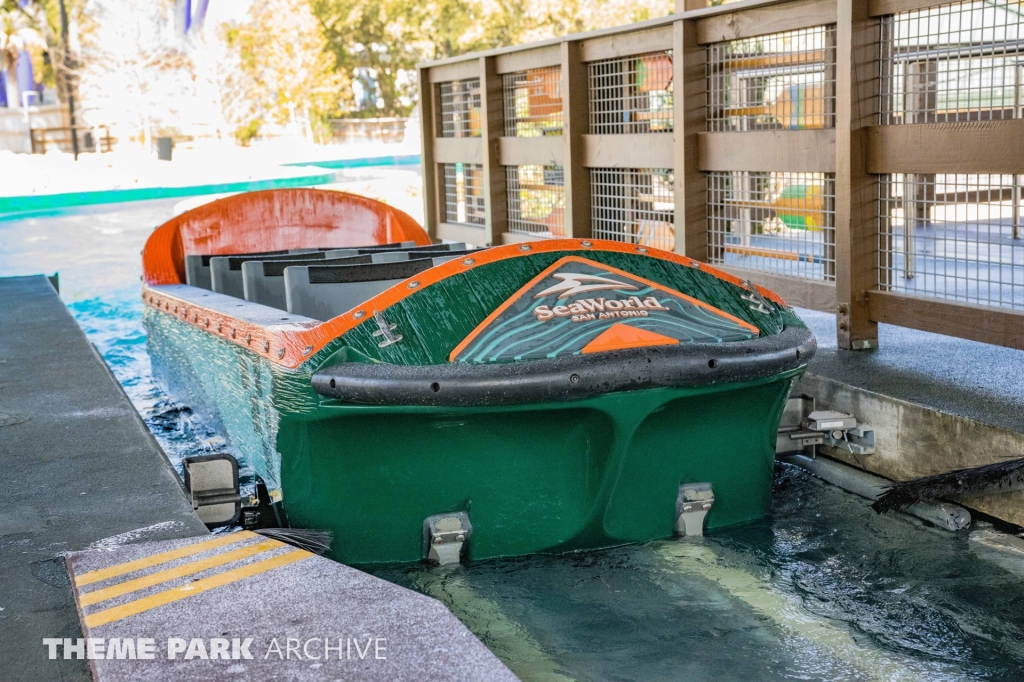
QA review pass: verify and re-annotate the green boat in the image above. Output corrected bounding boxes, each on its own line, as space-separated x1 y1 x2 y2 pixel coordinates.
142 189 814 565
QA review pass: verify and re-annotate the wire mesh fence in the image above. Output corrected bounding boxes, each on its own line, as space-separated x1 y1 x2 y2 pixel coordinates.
707 25 837 132
502 67 564 137
707 171 836 280
587 52 674 134
880 0 1024 125
590 169 675 250
442 163 487 226
878 173 1024 309
505 166 566 236
439 78 482 137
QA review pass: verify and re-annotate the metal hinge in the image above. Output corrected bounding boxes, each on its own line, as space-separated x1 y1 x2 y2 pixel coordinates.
371 310 403 348
423 512 472 565
675 482 714 537
183 454 245 527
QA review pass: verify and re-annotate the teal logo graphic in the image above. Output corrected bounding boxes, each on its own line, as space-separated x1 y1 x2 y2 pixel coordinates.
450 256 758 363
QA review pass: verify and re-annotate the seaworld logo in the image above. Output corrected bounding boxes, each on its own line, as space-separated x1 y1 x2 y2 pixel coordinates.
534 296 670 322
534 272 638 299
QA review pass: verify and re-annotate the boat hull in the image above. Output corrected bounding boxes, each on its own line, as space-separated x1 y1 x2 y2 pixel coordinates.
145 306 799 564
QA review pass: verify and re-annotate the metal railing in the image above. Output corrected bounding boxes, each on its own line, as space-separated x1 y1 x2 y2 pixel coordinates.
591 168 675 249
707 25 837 132
418 0 1024 351
503 67 563 136
441 162 486 226
506 165 566 236
30 126 115 154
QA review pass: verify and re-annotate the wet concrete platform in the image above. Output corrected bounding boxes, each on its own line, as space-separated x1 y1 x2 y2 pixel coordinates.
795 307 1024 526
65 531 516 681
0 276 208 681
798 308 1024 434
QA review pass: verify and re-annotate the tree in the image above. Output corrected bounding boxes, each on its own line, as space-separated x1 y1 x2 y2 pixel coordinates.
1 5 47 107
75 0 191 147
311 0 674 118
2 0 86 106
225 0 349 143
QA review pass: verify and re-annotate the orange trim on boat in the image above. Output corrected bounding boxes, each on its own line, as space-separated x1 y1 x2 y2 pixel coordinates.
581 324 681 354
142 189 431 286
142 239 788 370
446 255 759 361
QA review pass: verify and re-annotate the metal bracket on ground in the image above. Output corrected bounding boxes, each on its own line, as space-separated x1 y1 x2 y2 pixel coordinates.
776 396 876 457
675 483 714 537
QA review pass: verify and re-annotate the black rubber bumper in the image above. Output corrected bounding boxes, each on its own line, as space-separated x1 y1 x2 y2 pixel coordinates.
311 326 816 407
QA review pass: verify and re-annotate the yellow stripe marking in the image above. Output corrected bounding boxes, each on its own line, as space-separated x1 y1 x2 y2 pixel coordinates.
76 531 258 587
78 539 285 607
84 548 313 628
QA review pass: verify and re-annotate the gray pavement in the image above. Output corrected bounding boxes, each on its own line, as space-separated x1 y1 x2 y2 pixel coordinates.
0 276 209 681
797 306 1024 435
65 532 517 681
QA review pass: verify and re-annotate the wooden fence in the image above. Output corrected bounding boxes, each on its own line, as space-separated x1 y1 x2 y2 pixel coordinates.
417 0 1024 351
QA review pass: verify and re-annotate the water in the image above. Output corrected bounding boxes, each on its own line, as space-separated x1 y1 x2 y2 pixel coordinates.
4 199 1024 681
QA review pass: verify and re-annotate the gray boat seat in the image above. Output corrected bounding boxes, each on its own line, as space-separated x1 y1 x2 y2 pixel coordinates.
283 250 480 321
242 254 374 311
241 244 470 310
188 242 416 292
186 250 289 290
323 242 468 259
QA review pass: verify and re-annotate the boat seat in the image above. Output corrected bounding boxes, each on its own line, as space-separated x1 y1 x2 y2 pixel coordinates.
239 244 470 310
283 250 479 321
186 250 290 290
209 249 340 299
191 242 449 293
324 242 468 259
242 254 373 311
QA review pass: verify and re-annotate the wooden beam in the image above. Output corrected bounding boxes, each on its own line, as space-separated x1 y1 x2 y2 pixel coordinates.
715 265 838 311
868 0 946 17
867 120 1024 175
437 222 491 247
428 61 480 84
580 25 674 62
479 56 507 246
418 68 439 239
682 0 707 9
868 291 1024 350
495 45 562 74
433 137 484 165
562 41 591 239
697 129 836 172
582 133 675 169
834 0 880 350
498 136 565 166
696 0 837 45
674 19 707 260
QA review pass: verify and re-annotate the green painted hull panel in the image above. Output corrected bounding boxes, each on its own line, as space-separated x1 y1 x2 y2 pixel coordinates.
283 377 795 564
146 306 798 564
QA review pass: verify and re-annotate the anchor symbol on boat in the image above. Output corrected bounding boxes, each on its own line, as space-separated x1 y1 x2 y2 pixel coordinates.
372 310 403 348
740 280 773 315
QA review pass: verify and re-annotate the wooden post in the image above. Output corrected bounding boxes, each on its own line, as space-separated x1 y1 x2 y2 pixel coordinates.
673 19 707 261
834 0 879 350
562 41 592 239
479 56 507 246
418 67 440 240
